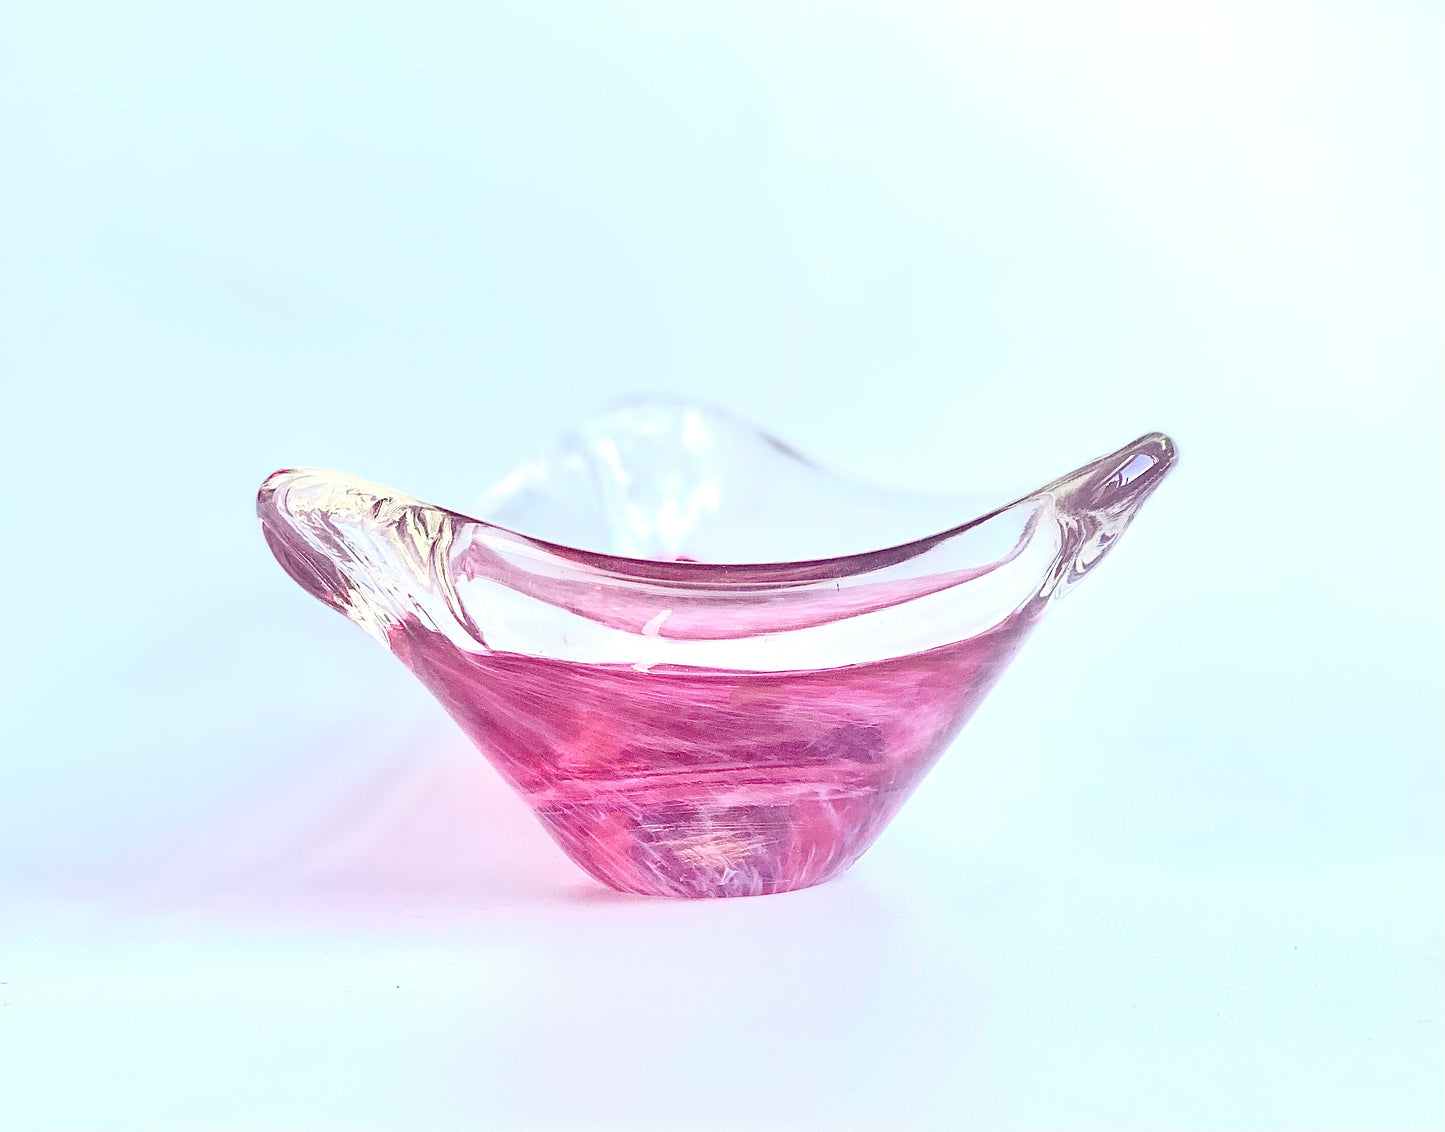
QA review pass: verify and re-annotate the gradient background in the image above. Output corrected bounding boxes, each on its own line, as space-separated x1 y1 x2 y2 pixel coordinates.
1 2 1441 1128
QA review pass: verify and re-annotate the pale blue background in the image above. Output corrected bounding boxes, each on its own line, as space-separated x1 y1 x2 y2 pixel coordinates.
1 2 1441 1129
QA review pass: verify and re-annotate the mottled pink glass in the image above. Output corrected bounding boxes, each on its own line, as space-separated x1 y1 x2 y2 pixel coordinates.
258 403 1175 898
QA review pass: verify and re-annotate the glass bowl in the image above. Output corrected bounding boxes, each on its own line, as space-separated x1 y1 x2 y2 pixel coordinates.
258 401 1176 898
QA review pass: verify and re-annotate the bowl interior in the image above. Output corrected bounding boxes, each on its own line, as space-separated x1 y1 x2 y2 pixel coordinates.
474 401 1007 564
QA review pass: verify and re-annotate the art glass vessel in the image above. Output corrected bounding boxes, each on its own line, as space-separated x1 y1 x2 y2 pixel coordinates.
258 403 1175 898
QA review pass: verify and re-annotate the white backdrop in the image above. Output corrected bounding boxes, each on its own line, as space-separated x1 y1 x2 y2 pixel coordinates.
1 2 1441 1128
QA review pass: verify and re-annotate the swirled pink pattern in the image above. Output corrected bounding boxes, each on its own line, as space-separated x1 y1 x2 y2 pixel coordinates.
388 611 1034 897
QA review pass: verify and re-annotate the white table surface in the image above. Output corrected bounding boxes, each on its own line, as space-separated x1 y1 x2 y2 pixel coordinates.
1 2 1440 1128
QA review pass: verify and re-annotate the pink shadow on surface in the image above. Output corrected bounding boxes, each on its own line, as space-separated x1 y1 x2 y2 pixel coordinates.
121 718 624 920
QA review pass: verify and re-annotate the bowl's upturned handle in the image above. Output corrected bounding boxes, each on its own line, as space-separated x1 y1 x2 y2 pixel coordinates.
1035 432 1177 599
257 468 476 645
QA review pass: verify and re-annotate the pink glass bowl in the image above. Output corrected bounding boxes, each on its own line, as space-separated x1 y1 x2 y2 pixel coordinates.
258 403 1176 898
